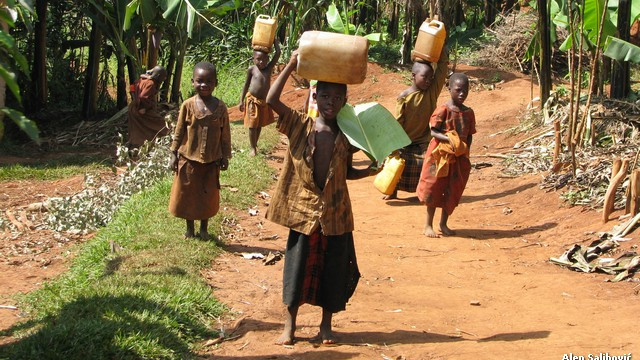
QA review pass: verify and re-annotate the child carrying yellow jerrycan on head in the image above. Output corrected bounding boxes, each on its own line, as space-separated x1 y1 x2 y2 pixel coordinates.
168 62 231 241
265 31 379 346
239 15 281 157
416 73 475 238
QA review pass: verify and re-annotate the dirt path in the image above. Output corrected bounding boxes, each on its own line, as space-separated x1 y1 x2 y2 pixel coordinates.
203 65 639 359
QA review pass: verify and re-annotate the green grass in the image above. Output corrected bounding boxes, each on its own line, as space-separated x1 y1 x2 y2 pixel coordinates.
0 127 281 360
0 153 113 181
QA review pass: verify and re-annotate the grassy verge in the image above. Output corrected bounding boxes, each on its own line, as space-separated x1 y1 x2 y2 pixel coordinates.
0 153 112 181
0 124 280 359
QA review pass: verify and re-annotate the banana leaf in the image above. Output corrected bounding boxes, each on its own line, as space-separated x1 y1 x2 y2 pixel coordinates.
337 102 411 163
603 36 640 64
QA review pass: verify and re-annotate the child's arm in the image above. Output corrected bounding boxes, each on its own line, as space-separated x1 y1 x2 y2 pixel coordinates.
266 39 281 70
169 102 188 172
266 50 297 116
238 67 252 112
430 127 451 144
220 106 232 170
467 134 472 148
347 153 378 180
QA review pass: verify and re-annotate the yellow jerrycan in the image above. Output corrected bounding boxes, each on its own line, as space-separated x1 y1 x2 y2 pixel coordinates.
411 19 446 63
297 31 369 84
374 155 406 195
252 15 277 52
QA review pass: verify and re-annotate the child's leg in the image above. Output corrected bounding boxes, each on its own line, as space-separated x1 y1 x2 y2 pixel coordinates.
319 308 337 344
275 305 298 345
423 206 439 237
199 218 209 240
439 210 456 236
185 220 195 238
249 128 259 156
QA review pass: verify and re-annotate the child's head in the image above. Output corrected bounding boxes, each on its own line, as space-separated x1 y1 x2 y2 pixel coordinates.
192 62 217 98
448 73 469 106
253 50 269 70
314 81 347 120
146 66 167 83
411 61 434 91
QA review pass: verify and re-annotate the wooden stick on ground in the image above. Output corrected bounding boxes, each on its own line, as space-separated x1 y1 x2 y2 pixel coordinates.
611 158 622 180
631 170 640 217
552 120 561 167
603 159 629 223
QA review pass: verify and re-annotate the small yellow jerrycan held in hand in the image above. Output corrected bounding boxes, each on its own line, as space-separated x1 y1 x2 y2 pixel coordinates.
374 155 406 195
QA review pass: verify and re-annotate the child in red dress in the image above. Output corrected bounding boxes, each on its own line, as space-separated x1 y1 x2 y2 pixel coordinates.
416 73 475 237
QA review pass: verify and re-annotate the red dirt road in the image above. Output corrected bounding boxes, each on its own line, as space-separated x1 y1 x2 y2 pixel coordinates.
203 64 639 359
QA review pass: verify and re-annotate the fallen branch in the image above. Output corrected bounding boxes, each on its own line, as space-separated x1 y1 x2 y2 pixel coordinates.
603 159 629 223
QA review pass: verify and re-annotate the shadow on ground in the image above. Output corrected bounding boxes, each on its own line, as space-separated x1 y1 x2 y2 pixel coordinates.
0 294 217 359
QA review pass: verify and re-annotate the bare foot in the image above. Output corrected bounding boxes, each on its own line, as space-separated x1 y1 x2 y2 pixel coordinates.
382 191 398 200
440 224 456 236
249 147 258 157
319 328 338 345
274 330 294 345
198 231 210 241
184 231 196 239
423 225 440 238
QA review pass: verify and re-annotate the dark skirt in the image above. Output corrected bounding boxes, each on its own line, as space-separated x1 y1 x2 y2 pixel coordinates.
282 228 360 313
396 143 427 192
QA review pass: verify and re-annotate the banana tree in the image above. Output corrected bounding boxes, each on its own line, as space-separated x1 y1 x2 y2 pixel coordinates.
326 2 383 42
0 0 39 144
123 0 238 102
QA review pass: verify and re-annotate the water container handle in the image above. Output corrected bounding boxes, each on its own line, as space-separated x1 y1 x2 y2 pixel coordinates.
257 14 271 20
428 20 443 29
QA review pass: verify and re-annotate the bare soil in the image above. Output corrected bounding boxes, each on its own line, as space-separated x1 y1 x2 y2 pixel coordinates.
202 64 640 359
1 63 638 359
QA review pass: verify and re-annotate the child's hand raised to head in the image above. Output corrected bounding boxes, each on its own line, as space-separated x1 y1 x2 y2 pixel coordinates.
288 50 299 67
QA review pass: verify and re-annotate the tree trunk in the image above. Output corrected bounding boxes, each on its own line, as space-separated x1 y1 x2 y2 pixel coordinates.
454 1 465 27
116 50 127 109
610 0 631 98
0 1 8 132
30 0 48 113
82 21 102 118
485 0 497 27
401 1 413 64
126 36 139 86
537 0 552 104
160 44 177 102
503 0 516 15
387 1 399 40
170 41 187 103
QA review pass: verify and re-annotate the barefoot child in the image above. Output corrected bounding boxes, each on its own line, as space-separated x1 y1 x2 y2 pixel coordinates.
417 73 475 237
266 51 376 345
128 66 169 148
383 50 448 200
168 62 231 240
239 40 281 156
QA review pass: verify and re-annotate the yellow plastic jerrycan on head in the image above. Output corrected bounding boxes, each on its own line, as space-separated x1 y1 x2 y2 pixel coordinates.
374 155 406 195
411 19 446 63
297 31 369 84
252 15 277 53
